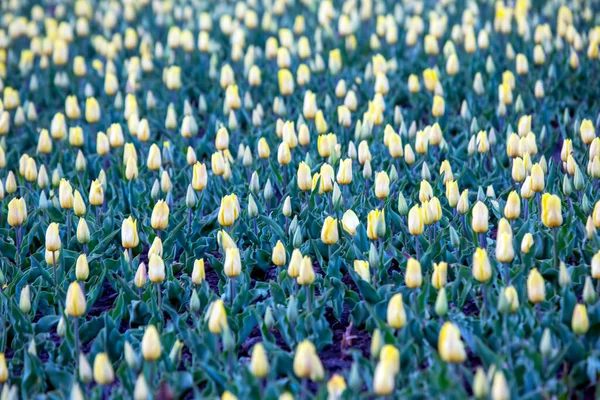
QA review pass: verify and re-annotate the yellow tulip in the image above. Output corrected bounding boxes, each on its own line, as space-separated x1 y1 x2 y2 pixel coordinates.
405 258 422 289
541 193 562 228
438 322 466 363
121 217 139 249
65 281 86 317
527 268 545 303
141 325 161 361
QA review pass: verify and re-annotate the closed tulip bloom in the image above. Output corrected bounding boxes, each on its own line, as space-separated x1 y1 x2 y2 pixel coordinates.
342 210 360 235
572 304 589 334
257 138 271 159
504 191 520 219
211 152 226 176
151 200 169 230
19 285 31 314
527 268 545 303
272 241 286 266
432 262 448 289
250 343 269 378
373 360 396 395
473 248 492 282
496 233 515 263
541 193 562 228
46 223 61 252
277 142 291 165
491 372 509 400
297 162 312 191
438 322 466 363
293 340 322 380
208 299 228 334
77 218 90 244
530 164 545 192
405 258 422 289
319 163 335 193
354 260 370 282
89 180 104 206
278 69 294 95
146 144 162 171
388 133 403 158
367 209 384 240
432 95 445 117
503 286 519 312
66 281 86 317
218 194 240 226
148 254 165 283
387 293 406 329
321 217 339 245
73 191 86 216
215 127 230 151
121 217 139 248
471 201 489 233
327 374 346 400
141 325 161 361
85 97 100 123
375 171 390 199
93 353 115 386
190 259 205 285
7 198 24 227
224 247 242 278
59 179 74 209
408 205 424 236
336 158 352 185
297 256 315 285
521 233 534 253
457 189 470 214
580 119 596 144
192 162 208 191
96 132 110 156
288 249 303 278
446 181 460 208
76 254 89 281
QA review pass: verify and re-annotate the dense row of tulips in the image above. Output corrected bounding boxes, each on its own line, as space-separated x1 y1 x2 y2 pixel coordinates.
0 0 599 398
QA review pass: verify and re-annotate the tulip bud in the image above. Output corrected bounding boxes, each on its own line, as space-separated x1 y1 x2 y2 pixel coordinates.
438 322 466 363
321 216 339 245
435 288 448 316
405 258 422 289
583 277 596 304
19 285 31 314
387 293 406 329
287 295 298 326
572 304 589 334
527 268 546 303
250 342 270 378
473 367 489 399
133 374 149 400
93 353 114 386
66 281 86 317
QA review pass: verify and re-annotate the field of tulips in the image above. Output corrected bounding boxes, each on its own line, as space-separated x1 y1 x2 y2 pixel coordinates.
2 0 600 398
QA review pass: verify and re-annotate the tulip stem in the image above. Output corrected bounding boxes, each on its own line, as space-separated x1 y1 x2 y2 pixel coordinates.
301 378 308 400
52 251 58 291
187 207 193 236
155 283 162 312
128 248 133 282
504 263 510 285
230 277 236 307
481 284 487 320
478 233 486 249
414 236 421 260
553 228 559 270
67 210 72 245
73 317 80 372
305 285 312 314
15 226 21 268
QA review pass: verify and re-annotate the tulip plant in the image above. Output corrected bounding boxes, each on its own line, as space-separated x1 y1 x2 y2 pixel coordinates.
0 0 600 399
